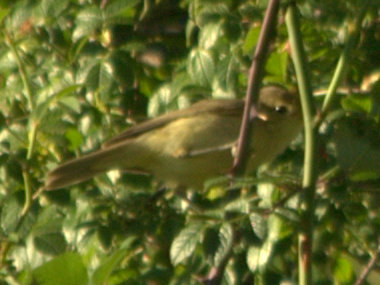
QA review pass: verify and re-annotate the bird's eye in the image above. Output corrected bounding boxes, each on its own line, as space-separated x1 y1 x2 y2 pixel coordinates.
275 105 288 114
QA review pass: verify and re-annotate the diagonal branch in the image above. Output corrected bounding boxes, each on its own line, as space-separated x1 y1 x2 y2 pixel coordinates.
231 0 281 176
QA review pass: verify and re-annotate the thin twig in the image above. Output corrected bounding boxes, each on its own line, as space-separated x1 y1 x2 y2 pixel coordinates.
231 0 281 176
354 243 380 285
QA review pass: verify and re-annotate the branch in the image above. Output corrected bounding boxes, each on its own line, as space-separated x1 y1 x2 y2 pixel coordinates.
231 0 281 176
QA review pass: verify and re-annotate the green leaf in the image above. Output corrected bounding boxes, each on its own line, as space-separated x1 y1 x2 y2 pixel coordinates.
170 223 204 265
267 214 291 242
199 22 223 49
32 85 82 124
106 50 135 89
341 94 373 114
33 252 88 285
31 206 67 255
91 248 128 285
38 0 69 19
104 0 139 25
203 223 233 266
64 128 84 151
0 7 10 23
247 241 273 273
334 119 380 178
73 6 103 40
333 256 354 283
1 191 24 234
243 26 261 55
188 49 215 87
265 51 288 83
214 223 233 265
249 213 267 240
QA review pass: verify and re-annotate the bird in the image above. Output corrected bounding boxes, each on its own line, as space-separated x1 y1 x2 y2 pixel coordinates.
45 85 303 191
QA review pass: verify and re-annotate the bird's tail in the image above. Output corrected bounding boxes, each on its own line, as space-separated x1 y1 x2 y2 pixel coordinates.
45 142 139 190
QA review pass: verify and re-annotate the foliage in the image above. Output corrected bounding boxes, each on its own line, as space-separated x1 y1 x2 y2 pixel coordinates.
0 0 379 284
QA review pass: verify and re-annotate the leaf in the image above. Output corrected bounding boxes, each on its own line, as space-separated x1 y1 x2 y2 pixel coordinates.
243 26 261 55
203 223 233 266
1 191 24 234
341 94 373 114
91 248 129 285
73 6 103 40
267 215 291 242
31 206 67 255
106 50 135 89
199 22 223 49
188 49 215 87
265 51 288 83
33 252 88 285
249 213 267 240
334 119 380 179
104 0 139 25
215 53 239 95
333 256 354 283
32 85 82 124
214 223 233 265
64 128 83 151
170 223 204 265
246 241 273 273
38 0 69 19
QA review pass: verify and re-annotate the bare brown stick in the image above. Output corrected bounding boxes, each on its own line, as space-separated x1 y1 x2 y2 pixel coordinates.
231 0 281 176
354 243 380 285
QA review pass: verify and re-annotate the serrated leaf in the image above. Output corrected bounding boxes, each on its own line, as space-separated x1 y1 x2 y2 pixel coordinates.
170 223 204 265
214 223 233 265
33 252 88 285
188 49 215 87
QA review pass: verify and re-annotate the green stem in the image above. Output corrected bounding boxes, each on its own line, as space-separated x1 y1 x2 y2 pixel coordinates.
321 3 369 115
5 33 37 228
286 3 318 285
5 33 34 111
21 168 33 217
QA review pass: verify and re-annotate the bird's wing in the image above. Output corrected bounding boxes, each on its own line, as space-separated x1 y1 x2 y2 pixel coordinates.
103 99 244 148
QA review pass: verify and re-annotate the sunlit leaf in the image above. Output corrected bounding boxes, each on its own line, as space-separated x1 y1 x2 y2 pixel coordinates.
188 49 215 87
170 223 204 265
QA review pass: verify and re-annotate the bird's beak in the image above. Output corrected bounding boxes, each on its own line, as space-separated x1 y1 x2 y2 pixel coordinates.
256 111 269 121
